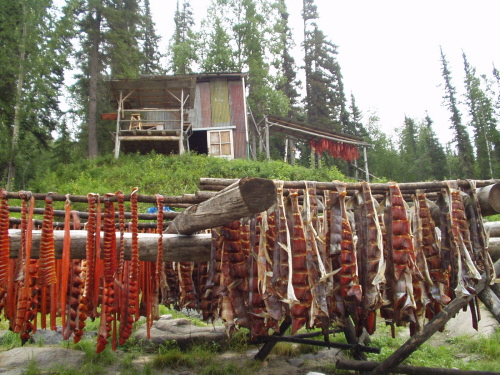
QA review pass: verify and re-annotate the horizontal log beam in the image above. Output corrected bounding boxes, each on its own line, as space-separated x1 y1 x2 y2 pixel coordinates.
8 229 211 262
488 237 500 262
336 359 500 375
166 177 277 235
485 221 500 238
199 178 500 193
4 192 203 205
119 136 180 141
478 286 500 324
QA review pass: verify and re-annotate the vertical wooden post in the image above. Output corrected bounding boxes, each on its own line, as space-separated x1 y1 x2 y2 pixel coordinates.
180 89 185 154
290 140 295 166
284 138 289 163
265 117 270 160
114 90 123 159
364 146 370 182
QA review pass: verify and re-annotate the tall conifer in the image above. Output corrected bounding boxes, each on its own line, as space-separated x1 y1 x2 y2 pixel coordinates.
439 47 475 178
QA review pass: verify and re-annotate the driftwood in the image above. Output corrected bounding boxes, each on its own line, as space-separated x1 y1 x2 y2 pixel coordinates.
166 177 277 235
8 229 211 262
368 275 489 375
336 359 500 375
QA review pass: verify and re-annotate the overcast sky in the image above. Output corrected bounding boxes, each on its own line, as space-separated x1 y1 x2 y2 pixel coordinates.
150 0 500 145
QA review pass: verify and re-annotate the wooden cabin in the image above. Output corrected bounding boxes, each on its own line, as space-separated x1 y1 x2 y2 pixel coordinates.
106 73 249 159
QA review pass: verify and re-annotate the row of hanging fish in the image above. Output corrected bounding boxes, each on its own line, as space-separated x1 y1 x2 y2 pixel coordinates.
0 180 496 352
0 188 164 352
161 180 496 340
309 139 360 162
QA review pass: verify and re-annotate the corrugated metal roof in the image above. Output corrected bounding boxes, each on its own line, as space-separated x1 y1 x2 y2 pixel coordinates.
210 78 231 127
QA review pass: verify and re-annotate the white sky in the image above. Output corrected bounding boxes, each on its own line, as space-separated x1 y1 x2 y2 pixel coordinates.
151 1 500 145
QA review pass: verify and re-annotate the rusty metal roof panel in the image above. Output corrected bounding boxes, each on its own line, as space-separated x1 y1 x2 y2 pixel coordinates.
210 78 231 127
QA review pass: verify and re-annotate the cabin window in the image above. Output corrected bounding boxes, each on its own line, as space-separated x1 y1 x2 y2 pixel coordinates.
207 129 233 159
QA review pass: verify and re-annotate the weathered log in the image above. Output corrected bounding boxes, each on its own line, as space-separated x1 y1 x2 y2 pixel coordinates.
368 275 489 375
488 237 500 262
8 229 211 262
337 359 500 375
9 218 171 230
484 221 500 238
8 206 179 220
254 336 380 354
478 286 500 324
492 259 500 299
166 177 277 235
4 192 203 205
477 184 500 216
198 178 500 193
199 179 500 215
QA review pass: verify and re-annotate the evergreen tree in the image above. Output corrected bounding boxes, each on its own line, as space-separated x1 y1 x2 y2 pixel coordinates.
463 53 500 178
419 114 448 180
72 0 146 158
397 116 420 181
302 0 346 132
169 0 198 74
439 47 475 178
275 0 300 117
141 0 163 74
347 94 368 138
1 0 73 189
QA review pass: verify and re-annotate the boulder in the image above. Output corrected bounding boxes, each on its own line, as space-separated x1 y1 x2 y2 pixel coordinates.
0 347 85 374
133 318 227 349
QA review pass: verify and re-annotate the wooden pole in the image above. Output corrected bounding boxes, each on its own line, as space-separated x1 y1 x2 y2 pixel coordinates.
4 192 203 205
368 275 489 375
8 229 211 262
166 177 276 235
114 90 122 159
364 145 370 182
478 286 500 324
198 178 500 193
337 359 500 375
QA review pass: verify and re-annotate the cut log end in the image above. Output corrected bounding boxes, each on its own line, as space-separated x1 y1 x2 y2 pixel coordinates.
239 177 277 214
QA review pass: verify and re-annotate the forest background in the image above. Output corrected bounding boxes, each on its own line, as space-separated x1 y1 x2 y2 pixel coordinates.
1 0 500 192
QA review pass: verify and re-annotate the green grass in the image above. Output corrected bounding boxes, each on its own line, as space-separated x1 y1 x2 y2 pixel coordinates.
367 326 500 372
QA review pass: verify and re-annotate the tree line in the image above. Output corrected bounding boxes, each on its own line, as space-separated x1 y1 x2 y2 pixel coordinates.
1 0 499 191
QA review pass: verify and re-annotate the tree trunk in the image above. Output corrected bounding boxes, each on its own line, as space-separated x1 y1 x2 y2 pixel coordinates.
6 3 27 191
87 4 101 158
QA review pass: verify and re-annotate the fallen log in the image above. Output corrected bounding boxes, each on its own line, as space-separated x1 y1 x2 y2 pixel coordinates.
166 177 277 235
368 275 489 375
8 229 211 262
336 359 500 375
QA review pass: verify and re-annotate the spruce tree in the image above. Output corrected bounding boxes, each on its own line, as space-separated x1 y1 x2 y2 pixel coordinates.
141 0 163 74
302 0 348 134
439 47 475 178
420 114 448 180
463 53 500 178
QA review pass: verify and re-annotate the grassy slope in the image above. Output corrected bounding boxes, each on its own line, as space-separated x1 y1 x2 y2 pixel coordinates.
29 152 348 197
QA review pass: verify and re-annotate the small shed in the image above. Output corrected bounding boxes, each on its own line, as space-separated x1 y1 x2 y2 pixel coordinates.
106 73 249 159
264 115 371 181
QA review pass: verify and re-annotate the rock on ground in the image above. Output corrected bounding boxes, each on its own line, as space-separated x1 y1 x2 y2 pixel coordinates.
133 317 227 349
0 347 85 375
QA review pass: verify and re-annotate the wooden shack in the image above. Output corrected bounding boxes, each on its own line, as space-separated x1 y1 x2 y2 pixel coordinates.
107 73 249 159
